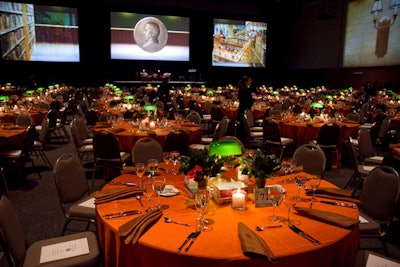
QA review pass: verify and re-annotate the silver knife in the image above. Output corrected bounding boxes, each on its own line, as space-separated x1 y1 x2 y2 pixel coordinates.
184 231 201 252
103 210 142 219
289 224 321 245
320 200 356 209
177 231 196 252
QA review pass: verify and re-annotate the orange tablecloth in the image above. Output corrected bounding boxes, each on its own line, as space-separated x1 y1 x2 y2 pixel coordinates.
0 126 26 149
96 168 360 267
0 109 47 126
279 121 359 148
92 120 202 152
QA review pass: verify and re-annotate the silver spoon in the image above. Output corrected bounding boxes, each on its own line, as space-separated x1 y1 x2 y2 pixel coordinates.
255 225 282 231
136 194 143 207
164 217 191 227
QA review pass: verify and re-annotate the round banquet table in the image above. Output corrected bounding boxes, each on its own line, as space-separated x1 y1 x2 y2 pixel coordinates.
96 167 360 267
0 109 48 126
91 120 202 152
279 121 359 148
0 125 26 149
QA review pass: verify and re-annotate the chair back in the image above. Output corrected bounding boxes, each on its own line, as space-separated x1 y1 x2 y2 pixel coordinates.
53 154 90 206
46 109 59 128
74 117 91 140
359 165 400 222
345 112 361 123
93 130 122 164
85 109 99 126
377 116 391 141
132 137 163 164
358 128 375 159
186 111 202 124
163 129 190 156
38 118 49 145
21 125 36 157
213 117 230 141
15 113 32 127
244 109 255 128
316 123 340 147
262 119 281 144
293 143 326 178
70 120 83 147
0 195 27 267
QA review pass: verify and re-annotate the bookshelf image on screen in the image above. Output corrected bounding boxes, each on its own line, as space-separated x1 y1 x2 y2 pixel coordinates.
110 12 189 61
0 1 79 62
212 18 267 68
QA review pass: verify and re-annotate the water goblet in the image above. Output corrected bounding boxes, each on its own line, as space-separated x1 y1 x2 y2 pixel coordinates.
281 158 296 183
140 178 154 211
282 189 298 225
135 163 146 181
267 185 285 222
195 188 212 231
152 176 168 209
294 175 308 201
169 151 180 175
162 152 171 173
147 159 159 177
307 175 322 208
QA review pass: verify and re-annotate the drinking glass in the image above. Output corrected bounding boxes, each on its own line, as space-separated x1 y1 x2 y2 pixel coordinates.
162 152 171 173
152 176 167 209
147 159 159 177
195 189 212 231
169 151 180 175
307 175 322 208
267 185 285 222
294 175 308 201
141 178 154 211
281 158 296 183
283 189 298 225
135 163 146 181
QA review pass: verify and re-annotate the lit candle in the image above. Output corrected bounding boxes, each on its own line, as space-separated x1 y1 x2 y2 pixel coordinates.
149 121 156 129
232 188 246 209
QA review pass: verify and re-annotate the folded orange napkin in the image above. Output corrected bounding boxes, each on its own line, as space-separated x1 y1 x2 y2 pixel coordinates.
294 207 359 229
119 208 163 245
238 222 277 263
91 188 144 204
305 187 361 205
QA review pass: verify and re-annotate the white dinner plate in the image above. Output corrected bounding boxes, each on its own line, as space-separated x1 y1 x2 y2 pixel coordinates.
160 187 179 197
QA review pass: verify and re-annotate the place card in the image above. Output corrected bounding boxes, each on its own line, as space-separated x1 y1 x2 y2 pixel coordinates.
366 252 400 267
40 237 89 264
254 187 273 208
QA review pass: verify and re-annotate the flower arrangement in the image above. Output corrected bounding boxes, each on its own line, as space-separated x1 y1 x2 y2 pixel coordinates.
179 149 225 188
240 149 281 187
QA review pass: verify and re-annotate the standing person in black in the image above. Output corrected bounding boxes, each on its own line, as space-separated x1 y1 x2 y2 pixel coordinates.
158 75 172 104
236 75 255 142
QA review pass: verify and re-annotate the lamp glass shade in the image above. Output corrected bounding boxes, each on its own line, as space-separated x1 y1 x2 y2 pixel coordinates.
311 102 324 108
209 141 242 157
143 104 157 111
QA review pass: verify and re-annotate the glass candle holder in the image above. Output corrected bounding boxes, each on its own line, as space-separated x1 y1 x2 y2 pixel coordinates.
231 188 247 210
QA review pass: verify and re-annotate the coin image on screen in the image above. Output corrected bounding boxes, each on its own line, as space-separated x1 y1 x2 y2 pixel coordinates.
134 17 168 53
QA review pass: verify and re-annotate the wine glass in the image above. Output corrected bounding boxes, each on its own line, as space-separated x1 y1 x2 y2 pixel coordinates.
294 175 308 201
135 163 146 181
162 152 171 173
152 176 168 209
147 159 159 177
169 151 180 175
282 188 298 225
195 189 212 231
267 185 285 222
141 178 154 211
282 158 296 183
307 175 322 208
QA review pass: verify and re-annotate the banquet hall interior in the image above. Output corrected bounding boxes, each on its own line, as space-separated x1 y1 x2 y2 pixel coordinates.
1 0 400 267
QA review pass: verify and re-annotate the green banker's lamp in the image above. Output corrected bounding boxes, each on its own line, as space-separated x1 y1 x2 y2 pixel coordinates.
209 140 242 157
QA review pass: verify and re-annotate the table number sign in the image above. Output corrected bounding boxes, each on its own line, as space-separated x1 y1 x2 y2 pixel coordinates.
254 187 273 207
